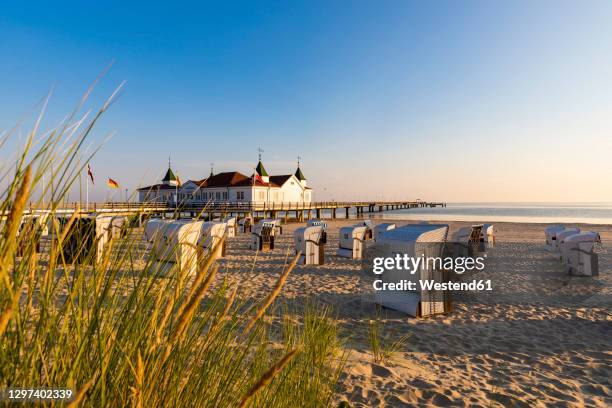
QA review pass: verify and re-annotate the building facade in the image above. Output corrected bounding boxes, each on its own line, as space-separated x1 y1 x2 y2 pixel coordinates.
138 159 312 205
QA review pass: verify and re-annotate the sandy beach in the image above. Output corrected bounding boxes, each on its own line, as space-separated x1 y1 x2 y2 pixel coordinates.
207 218 612 407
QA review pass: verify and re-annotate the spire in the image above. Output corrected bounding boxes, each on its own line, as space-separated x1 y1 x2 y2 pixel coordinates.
294 167 306 181
210 162 214 178
255 147 269 181
162 156 178 185
255 160 269 177
294 155 306 181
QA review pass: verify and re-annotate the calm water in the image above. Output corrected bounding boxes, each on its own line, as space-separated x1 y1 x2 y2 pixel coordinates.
377 203 612 225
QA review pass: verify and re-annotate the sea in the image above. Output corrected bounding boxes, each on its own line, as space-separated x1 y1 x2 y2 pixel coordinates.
376 202 612 225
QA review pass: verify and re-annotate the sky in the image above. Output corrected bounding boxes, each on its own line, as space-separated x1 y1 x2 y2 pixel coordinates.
1 0 612 202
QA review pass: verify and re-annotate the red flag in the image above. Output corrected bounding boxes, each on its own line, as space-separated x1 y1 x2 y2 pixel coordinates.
87 164 95 184
254 172 264 184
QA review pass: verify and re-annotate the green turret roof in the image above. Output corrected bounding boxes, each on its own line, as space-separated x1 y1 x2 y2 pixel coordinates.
162 167 177 182
294 166 306 181
255 160 268 177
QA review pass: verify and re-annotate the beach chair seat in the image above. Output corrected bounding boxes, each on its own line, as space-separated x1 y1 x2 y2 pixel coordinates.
56 215 113 264
361 220 374 240
294 225 325 265
307 219 328 243
449 225 483 257
250 222 275 251
238 217 252 233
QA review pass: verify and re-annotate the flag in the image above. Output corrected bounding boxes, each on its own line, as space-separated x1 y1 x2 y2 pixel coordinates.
87 164 95 184
254 172 264 184
175 175 182 186
107 178 119 189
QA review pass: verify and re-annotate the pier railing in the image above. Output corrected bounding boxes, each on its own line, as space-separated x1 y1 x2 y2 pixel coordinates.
20 200 445 215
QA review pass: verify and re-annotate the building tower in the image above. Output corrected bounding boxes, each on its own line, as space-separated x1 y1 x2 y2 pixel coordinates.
295 156 307 188
255 147 270 183
162 157 179 186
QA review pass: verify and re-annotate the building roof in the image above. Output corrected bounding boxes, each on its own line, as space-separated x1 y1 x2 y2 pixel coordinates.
255 160 268 177
190 171 300 188
294 167 306 181
269 175 292 186
137 183 177 191
196 171 251 187
162 167 177 182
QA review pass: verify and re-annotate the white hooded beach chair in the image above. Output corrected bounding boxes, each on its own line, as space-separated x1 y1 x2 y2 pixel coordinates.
223 216 237 238
238 216 252 233
149 220 203 277
561 232 600 276
374 224 450 318
373 223 396 242
336 225 368 259
293 225 326 265
199 221 227 259
249 220 276 251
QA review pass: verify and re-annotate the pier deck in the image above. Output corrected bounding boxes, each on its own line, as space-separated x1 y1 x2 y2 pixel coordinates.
19 200 446 221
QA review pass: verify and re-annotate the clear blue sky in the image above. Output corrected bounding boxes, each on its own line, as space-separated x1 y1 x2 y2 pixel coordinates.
1 1 612 202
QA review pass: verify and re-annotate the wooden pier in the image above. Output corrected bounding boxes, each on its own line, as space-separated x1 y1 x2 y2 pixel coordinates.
20 200 446 223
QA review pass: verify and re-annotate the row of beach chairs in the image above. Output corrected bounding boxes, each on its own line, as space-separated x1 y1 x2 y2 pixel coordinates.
11 214 128 263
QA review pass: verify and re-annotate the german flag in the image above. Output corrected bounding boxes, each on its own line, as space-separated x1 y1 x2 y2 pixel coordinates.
107 178 119 189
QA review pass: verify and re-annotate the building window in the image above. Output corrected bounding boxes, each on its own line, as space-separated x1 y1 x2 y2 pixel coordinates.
216 192 221 200
237 191 244 200
258 191 265 201
223 192 228 200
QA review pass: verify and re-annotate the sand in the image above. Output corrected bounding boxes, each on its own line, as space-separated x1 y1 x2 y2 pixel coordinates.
213 219 611 407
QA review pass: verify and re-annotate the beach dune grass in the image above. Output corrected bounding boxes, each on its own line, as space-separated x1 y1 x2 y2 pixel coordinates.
0 88 344 407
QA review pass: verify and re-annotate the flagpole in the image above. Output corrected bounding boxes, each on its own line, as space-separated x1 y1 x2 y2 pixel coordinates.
86 175 89 209
79 158 83 206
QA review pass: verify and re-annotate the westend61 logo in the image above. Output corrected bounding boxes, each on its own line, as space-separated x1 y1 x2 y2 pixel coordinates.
371 254 493 292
